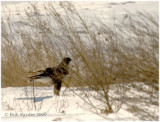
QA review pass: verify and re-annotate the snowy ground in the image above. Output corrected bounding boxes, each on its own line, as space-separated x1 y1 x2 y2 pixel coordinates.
1 85 159 121
1 1 159 121
1 87 106 121
1 1 158 47
1 1 158 24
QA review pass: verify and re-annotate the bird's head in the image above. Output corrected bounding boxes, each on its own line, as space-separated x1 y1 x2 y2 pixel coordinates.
63 57 72 65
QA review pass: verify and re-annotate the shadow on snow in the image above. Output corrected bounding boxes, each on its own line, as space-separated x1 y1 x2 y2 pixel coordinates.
15 96 52 102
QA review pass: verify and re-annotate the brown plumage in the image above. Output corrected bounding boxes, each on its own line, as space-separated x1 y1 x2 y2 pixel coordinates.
29 57 72 96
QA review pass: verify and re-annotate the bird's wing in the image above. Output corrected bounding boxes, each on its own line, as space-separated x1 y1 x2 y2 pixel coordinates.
56 66 69 75
29 67 57 79
45 67 56 75
29 67 54 84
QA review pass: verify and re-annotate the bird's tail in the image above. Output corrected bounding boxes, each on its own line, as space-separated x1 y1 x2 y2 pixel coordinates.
28 70 44 74
27 70 44 82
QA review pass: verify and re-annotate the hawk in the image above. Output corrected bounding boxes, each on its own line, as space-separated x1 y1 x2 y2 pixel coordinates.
29 57 72 96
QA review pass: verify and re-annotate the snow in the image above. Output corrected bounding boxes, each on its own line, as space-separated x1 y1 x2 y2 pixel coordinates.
1 84 159 121
1 1 158 24
1 87 103 121
1 1 159 121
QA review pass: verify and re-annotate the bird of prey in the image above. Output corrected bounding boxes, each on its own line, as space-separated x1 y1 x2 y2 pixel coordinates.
29 57 72 96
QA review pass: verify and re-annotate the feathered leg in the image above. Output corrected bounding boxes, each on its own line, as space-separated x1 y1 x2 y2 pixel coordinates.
54 81 62 96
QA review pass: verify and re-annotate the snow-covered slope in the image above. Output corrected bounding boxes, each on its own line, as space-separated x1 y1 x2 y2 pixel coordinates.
1 85 158 121
2 1 158 23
